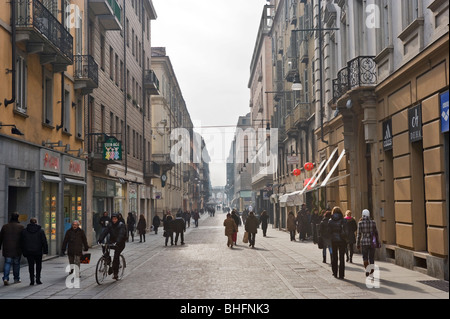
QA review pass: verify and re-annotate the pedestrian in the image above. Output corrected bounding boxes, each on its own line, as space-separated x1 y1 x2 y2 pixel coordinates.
98 213 127 280
137 214 147 243
319 210 332 263
260 210 269 237
184 210 191 228
245 211 258 248
287 211 297 241
193 210 200 227
152 214 161 234
0 212 25 285
21 218 48 285
231 210 241 245
344 210 357 263
310 208 321 244
224 213 238 248
356 209 380 277
61 220 89 277
327 206 347 279
127 212 136 242
98 211 111 243
173 212 186 245
296 205 308 241
164 214 174 246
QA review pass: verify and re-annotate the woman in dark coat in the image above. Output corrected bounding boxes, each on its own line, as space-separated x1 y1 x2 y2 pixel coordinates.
327 206 347 279
152 214 161 234
61 220 89 275
21 218 48 285
137 214 147 243
245 211 258 248
319 210 332 263
163 215 174 246
344 210 357 263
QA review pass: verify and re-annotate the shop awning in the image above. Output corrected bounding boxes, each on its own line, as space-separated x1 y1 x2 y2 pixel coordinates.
42 174 62 182
320 149 347 187
65 178 86 185
308 148 338 189
279 191 303 207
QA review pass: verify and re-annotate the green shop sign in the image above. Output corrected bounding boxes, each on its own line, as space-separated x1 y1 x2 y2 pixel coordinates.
103 137 122 161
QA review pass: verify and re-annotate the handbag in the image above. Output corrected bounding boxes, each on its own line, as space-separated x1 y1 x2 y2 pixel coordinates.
243 231 249 243
371 223 381 248
80 253 91 264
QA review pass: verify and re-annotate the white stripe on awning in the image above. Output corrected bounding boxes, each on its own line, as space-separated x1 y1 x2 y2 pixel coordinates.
321 149 346 187
310 148 338 188
42 174 61 182
301 159 326 193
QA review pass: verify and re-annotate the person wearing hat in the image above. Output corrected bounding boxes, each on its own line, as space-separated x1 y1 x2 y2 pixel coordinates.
98 213 127 280
356 209 380 277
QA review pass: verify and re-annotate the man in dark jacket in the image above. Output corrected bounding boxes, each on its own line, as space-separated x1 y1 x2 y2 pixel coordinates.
245 211 259 248
152 214 161 234
21 218 48 285
327 207 347 279
0 212 24 285
173 212 186 245
98 213 127 280
61 220 89 276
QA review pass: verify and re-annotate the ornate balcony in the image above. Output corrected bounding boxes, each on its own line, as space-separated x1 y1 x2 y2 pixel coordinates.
293 103 311 128
332 56 377 104
144 161 161 179
15 0 73 70
74 55 99 94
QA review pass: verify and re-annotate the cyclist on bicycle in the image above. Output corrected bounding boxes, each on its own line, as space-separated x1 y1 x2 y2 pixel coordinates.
98 213 127 280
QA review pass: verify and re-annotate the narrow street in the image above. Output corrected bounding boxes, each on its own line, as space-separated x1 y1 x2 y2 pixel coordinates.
0 211 447 303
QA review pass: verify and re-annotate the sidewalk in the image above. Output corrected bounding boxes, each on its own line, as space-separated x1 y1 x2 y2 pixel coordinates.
0 212 448 299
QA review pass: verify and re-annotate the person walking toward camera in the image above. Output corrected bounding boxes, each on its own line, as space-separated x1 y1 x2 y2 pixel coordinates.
344 210 357 263
245 211 258 248
61 220 89 276
327 206 347 279
287 211 297 241
137 214 147 243
21 218 48 285
0 212 24 285
224 213 238 248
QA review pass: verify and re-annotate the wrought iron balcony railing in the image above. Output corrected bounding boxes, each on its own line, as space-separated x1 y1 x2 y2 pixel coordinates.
332 56 377 103
74 55 99 89
15 0 73 65
144 161 161 178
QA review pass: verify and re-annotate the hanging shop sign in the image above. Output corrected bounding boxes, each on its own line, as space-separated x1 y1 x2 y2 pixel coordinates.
382 119 393 151
103 137 122 161
441 90 449 133
408 103 422 143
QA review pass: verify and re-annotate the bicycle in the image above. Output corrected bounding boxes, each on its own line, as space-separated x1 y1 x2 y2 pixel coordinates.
95 243 126 285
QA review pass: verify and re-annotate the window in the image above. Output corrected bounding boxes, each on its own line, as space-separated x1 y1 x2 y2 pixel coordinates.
126 19 129 47
15 52 27 114
120 60 124 90
76 98 83 139
132 29 135 56
109 46 114 80
63 89 71 133
115 53 119 86
402 0 419 28
100 35 105 70
43 70 53 125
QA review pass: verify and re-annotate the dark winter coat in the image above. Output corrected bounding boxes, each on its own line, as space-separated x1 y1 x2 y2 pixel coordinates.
260 213 269 229
0 221 24 258
172 217 186 233
245 214 258 234
99 221 127 245
344 217 357 244
61 227 89 256
152 215 161 227
164 216 173 233
319 216 332 247
137 217 147 235
327 211 347 243
21 223 48 257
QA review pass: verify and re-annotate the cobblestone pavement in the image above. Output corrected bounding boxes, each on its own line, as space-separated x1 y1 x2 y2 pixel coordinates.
0 212 447 301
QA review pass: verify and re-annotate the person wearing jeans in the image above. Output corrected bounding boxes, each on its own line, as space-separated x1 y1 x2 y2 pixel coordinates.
0 212 25 285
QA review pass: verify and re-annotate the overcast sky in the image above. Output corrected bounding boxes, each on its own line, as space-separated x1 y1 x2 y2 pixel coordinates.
151 0 268 187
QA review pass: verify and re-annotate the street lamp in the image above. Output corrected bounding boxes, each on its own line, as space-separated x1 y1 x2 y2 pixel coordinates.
0 122 24 136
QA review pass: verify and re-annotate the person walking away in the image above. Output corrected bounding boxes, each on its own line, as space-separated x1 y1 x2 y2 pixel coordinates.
319 211 332 263
224 213 238 248
310 208 321 244
173 212 186 245
152 214 161 235
287 211 297 241
0 212 25 285
231 210 241 245
327 207 347 279
98 213 127 280
260 210 269 237
163 214 174 246
137 214 147 243
21 218 48 285
61 220 89 277
344 210 357 263
184 211 191 228
357 209 380 277
296 204 308 241
245 211 258 248
127 212 136 242
193 210 200 227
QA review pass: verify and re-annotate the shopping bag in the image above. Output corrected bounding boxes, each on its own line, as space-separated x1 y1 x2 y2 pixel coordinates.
243 231 249 243
80 253 91 264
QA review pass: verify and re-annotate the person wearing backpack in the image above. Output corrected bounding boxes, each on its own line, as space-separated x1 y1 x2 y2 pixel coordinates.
327 206 347 279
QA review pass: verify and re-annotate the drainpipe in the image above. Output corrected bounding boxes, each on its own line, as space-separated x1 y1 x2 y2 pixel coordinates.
123 1 128 174
57 0 65 131
4 0 17 107
318 0 328 145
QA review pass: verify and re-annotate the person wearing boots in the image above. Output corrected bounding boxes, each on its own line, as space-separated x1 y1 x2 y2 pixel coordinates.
344 210 357 263
357 209 380 277
21 218 48 285
319 210 332 263
327 206 347 279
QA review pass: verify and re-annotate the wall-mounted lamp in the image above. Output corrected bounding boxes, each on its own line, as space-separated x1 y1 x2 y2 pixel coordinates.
292 74 303 91
0 122 24 136
65 145 83 157
42 140 64 148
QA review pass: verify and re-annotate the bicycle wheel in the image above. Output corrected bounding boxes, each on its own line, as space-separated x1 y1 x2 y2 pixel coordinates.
117 255 126 280
95 256 109 285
